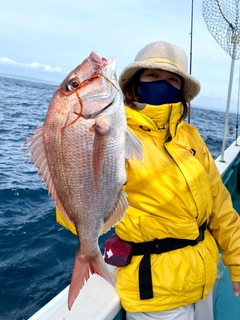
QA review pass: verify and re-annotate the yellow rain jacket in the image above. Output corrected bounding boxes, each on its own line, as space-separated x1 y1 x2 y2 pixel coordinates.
115 102 240 312
56 102 240 312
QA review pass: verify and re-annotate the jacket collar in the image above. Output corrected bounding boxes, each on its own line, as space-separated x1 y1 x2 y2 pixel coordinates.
125 102 183 141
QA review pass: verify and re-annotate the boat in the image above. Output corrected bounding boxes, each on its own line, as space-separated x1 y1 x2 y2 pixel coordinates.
28 1 240 319
27 137 240 320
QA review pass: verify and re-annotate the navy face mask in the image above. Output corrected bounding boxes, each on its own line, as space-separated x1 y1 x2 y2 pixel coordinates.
138 80 180 105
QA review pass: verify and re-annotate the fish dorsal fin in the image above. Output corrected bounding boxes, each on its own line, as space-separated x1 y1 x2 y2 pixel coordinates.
22 126 74 225
125 129 143 161
99 190 128 235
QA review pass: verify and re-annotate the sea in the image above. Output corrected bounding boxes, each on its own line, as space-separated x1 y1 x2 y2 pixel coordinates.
0 75 238 320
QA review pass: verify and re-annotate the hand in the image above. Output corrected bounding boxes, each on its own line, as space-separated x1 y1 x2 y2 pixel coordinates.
232 282 240 296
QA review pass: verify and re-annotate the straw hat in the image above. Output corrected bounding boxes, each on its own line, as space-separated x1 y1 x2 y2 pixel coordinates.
119 41 200 102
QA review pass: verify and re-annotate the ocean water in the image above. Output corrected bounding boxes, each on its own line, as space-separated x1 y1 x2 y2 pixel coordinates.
0 76 238 320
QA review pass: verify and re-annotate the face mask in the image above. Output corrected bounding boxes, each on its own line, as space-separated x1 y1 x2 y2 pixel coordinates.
138 80 180 105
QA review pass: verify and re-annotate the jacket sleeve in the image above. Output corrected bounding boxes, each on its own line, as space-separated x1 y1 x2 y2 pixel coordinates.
204 143 240 281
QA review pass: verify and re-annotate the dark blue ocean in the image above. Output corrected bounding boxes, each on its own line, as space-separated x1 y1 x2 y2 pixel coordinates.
0 76 238 320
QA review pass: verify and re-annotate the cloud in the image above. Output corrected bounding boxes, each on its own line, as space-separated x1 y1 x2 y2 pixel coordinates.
0 57 62 73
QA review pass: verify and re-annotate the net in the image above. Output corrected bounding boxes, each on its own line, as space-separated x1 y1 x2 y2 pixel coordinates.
202 0 240 59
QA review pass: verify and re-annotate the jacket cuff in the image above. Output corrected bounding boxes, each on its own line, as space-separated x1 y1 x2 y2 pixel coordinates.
229 265 240 281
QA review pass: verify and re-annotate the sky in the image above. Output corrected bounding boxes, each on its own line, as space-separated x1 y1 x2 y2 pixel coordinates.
1 0 240 112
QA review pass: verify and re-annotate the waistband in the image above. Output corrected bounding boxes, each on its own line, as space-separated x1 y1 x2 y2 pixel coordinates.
128 221 208 300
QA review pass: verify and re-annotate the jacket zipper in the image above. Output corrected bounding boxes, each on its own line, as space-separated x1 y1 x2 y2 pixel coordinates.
164 144 199 220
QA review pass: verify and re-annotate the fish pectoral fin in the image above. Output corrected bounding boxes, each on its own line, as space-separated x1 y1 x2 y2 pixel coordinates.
95 116 110 135
100 190 128 235
125 129 143 161
93 128 109 190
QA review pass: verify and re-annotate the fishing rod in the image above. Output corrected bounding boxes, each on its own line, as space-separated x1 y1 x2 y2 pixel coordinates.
220 40 237 161
188 0 194 124
236 65 240 145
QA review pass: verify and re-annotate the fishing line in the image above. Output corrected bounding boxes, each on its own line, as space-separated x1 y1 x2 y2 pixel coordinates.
57 72 118 134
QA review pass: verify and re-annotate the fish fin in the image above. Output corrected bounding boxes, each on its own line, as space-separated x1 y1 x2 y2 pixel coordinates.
125 129 143 161
23 126 74 225
22 126 52 185
68 251 115 310
93 121 109 190
100 190 128 235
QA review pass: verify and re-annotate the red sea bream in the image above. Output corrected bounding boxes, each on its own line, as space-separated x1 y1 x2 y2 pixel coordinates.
23 52 142 309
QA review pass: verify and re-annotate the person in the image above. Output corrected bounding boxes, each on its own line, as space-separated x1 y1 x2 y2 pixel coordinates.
56 41 240 319
109 41 240 320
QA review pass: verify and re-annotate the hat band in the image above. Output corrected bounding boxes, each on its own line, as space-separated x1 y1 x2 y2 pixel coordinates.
140 57 184 71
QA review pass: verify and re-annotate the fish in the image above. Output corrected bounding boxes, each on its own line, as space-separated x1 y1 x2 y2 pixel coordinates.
23 51 143 310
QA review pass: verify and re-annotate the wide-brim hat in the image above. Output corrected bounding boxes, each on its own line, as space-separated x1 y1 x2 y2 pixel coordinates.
119 41 201 102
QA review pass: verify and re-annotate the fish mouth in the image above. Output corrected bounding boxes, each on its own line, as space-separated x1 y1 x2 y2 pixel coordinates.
80 100 113 120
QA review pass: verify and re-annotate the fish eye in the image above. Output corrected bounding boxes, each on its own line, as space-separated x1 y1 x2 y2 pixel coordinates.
68 79 81 91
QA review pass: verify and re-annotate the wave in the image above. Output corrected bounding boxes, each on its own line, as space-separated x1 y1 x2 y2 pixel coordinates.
0 186 77 319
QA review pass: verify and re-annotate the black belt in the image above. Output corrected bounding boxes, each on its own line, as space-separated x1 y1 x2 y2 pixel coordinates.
129 221 207 300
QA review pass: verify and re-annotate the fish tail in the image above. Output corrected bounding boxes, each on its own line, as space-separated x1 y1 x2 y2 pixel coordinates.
68 251 115 310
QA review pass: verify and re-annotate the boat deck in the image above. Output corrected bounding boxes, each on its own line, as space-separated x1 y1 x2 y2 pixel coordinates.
214 264 240 320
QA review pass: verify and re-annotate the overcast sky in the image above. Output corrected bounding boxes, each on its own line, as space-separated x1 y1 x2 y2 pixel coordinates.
1 0 240 112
